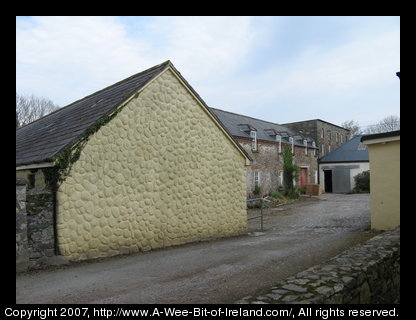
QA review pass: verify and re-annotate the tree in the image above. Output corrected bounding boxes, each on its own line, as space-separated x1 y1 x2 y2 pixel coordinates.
364 115 400 134
16 93 59 128
282 145 300 199
341 120 362 138
341 115 400 138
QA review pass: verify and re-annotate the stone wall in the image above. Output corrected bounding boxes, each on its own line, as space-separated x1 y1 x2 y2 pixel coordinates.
237 226 400 304
283 120 350 158
16 178 29 272
237 137 318 198
26 187 55 267
16 173 68 272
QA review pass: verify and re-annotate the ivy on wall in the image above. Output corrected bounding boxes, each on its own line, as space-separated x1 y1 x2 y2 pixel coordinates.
52 93 139 186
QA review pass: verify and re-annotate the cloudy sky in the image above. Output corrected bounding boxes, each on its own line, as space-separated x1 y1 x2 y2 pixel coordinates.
16 16 400 128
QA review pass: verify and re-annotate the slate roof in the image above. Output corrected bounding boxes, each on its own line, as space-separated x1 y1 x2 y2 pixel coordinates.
319 135 369 163
16 61 171 167
209 108 318 148
17 61 252 167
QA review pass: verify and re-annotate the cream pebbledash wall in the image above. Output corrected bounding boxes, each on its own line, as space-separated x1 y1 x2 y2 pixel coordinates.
56 69 248 261
366 139 400 230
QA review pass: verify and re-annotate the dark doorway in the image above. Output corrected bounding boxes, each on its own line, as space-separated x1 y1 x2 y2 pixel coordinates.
324 170 333 193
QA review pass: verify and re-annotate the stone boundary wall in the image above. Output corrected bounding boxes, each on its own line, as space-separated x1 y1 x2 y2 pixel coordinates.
236 226 400 304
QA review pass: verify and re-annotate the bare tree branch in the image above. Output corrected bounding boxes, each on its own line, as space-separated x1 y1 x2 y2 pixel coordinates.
16 93 59 127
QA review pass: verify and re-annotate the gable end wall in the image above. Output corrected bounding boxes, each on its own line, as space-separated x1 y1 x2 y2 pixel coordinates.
56 69 247 261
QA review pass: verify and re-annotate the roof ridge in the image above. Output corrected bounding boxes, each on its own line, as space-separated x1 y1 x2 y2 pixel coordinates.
17 60 171 131
63 60 171 109
209 107 292 130
282 119 349 131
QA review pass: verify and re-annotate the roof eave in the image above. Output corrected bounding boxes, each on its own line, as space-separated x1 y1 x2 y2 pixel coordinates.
16 161 55 171
361 130 400 145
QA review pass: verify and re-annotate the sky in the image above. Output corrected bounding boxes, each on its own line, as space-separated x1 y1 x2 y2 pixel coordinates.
16 16 400 128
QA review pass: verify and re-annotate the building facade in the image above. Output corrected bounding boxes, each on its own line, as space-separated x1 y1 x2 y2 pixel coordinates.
282 119 350 159
318 135 369 193
16 61 251 262
210 108 319 198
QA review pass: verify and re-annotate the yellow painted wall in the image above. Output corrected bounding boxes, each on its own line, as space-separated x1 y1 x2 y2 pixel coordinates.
368 140 400 230
56 69 248 261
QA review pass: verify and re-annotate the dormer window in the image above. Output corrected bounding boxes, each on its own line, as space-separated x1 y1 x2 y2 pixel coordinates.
280 132 289 144
237 124 253 134
250 130 257 152
264 128 277 137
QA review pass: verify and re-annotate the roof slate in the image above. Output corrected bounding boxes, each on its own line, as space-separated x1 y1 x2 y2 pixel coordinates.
319 135 369 163
209 108 317 148
16 61 171 166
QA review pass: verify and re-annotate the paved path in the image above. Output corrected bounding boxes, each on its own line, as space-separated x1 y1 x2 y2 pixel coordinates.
16 193 372 304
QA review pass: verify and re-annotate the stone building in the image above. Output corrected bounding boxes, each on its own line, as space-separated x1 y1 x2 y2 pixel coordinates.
318 135 369 193
282 119 350 159
210 108 319 198
16 61 251 262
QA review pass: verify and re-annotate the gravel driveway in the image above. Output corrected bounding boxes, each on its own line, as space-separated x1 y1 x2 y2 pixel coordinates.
16 193 372 304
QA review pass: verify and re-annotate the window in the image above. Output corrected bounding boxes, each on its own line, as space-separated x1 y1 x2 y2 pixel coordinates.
264 129 277 137
321 128 325 139
238 124 252 134
250 130 257 152
327 130 331 142
336 132 339 143
303 139 308 155
321 144 325 156
312 141 317 156
254 171 261 187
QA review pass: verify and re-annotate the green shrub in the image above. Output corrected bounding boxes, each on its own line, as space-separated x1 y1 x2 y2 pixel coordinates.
253 185 261 196
270 190 284 199
353 170 370 193
283 187 300 199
